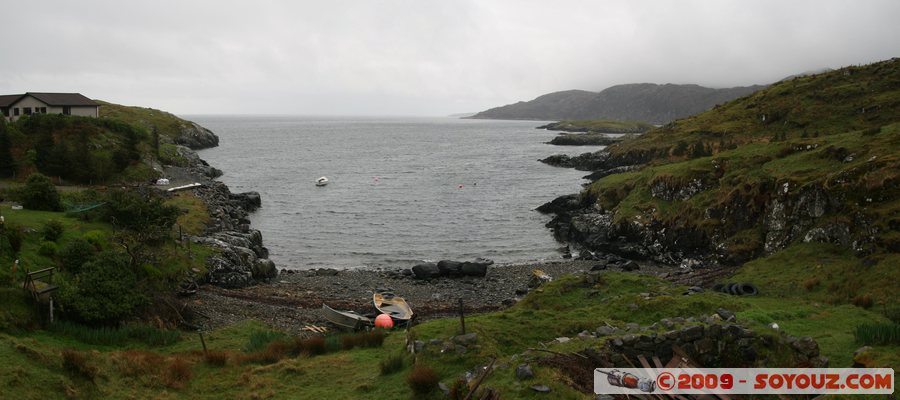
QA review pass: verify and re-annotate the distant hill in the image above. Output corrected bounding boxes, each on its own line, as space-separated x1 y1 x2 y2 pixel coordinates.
468 83 766 124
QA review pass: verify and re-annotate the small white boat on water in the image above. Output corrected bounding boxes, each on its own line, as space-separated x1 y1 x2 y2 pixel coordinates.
316 176 329 187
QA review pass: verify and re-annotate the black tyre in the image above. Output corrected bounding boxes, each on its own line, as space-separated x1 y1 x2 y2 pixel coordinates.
729 283 741 295
737 283 758 296
712 283 725 293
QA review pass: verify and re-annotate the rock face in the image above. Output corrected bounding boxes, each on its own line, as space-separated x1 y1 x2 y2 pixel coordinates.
174 121 220 150
538 148 878 266
603 319 828 368
172 146 275 289
192 181 276 288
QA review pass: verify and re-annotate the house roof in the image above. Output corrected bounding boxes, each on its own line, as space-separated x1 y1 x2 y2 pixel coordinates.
0 95 20 107
0 92 99 107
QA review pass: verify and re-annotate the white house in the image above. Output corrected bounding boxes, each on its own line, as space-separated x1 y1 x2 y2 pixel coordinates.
0 92 99 122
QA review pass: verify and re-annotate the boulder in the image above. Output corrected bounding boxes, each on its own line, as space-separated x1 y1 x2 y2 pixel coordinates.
252 259 277 280
460 261 488 277
230 191 262 212
621 260 640 271
437 260 463 276
453 333 478 346
792 336 820 358
715 308 736 321
516 364 534 380
411 263 439 279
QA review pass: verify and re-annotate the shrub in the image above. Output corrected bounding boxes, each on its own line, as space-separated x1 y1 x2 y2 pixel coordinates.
341 330 387 350
59 238 96 273
41 220 65 241
855 323 900 345
62 349 97 381
379 353 405 375
301 336 327 356
204 351 229 366
82 230 107 250
57 251 146 324
851 294 874 309
407 364 439 395
38 241 58 257
164 358 193 389
803 277 820 291
21 173 61 211
5 223 24 254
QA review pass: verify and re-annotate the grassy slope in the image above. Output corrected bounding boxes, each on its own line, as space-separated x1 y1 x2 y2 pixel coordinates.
542 119 654 133
96 101 190 142
0 272 894 399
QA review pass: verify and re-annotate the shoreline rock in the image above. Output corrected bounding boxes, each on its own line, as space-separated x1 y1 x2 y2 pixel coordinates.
167 137 276 289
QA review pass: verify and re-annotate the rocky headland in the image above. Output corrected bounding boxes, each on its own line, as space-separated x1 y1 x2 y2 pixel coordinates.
162 129 278 290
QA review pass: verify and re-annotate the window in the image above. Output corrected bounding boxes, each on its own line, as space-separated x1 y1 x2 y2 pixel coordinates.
1 108 7 117
14 108 20 116
63 106 71 115
40 107 47 113
24 107 32 115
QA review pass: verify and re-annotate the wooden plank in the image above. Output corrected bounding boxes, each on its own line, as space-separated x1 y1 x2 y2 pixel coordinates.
652 356 664 369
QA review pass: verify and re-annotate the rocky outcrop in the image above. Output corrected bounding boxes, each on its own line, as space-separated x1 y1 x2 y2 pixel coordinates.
548 133 623 146
170 146 276 289
174 121 220 150
175 145 223 178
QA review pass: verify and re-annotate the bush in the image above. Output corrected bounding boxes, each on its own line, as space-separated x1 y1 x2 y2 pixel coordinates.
855 323 900 345
4 223 24 254
38 241 58 257
116 350 163 377
852 294 874 309
341 330 387 350
62 349 97 381
41 220 65 242
407 364 439 395
803 277 820 291
59 238 96 273
21 173 61 211
58 251 146 324
82 230 107 250
301 336 327 356
379 353 405 375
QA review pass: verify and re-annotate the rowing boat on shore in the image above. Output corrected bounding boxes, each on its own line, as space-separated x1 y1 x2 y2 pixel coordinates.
372 290 414 323
321 304 372 331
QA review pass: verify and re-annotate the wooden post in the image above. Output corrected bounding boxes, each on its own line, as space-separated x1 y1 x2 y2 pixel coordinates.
49 297 54 324
198 331 208 356
458 298 466 335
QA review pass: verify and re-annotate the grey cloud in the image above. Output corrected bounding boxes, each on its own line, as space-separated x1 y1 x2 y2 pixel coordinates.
1 0 898 115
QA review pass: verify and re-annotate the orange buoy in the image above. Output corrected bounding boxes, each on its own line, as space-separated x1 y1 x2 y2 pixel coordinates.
374 313 394 329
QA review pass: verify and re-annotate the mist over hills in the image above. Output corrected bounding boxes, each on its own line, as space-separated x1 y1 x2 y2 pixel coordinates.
469 83 766 124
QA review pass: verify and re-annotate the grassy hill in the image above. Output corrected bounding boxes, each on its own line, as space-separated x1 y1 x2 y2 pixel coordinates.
469 83 765 124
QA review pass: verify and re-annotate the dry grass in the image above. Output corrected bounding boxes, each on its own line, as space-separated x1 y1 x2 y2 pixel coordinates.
851 294 874 309
803 277 821 291
115 350 164 377
406 364 439 395
61 349 97 382
204 350 230 366
164 357 193 389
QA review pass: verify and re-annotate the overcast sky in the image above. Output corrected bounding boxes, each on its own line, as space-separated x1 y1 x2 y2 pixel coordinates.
1 0 898 116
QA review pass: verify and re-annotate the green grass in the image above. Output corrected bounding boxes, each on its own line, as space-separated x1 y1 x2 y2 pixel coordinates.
542 119 654 133
1 269 897 399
